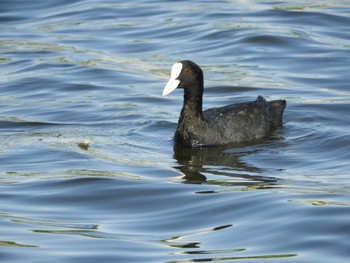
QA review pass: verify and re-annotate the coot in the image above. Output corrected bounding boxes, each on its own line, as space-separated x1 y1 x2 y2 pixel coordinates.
163 60 286 147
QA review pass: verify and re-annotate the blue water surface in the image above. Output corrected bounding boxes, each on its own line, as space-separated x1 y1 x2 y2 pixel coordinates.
1 0 350 262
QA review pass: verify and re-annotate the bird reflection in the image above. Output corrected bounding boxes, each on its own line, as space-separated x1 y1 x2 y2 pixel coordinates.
173 144 277 188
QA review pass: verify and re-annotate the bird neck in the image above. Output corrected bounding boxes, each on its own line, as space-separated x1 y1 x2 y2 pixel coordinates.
181 84 203 120
184 94 202 114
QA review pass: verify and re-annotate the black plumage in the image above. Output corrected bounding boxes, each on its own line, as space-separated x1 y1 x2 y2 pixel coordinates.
163 60 286 147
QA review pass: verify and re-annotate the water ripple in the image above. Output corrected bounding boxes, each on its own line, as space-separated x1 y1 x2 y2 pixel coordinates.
1 0 350 262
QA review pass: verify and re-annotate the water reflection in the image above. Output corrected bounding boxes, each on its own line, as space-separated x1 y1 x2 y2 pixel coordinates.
164 224 233 250
0 240 38 248
166 253 297 263
173 145 278 188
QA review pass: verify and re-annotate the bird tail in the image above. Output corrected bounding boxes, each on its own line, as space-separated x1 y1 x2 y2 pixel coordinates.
269 100 286 127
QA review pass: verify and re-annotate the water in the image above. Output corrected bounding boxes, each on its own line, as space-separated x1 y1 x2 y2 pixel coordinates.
1 0 350 262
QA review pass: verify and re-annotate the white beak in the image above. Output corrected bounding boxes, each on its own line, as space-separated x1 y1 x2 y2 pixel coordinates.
162 62 183 96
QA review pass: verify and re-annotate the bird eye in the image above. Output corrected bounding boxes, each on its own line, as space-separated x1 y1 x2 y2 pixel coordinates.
184 68 189 74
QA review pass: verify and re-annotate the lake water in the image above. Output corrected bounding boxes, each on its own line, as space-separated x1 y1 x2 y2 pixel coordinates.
1 0 350 262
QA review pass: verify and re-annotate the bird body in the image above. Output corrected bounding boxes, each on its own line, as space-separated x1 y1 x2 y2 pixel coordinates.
163 60 286 147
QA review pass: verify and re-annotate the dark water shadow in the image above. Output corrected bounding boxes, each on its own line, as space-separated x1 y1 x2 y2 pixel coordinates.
173 143 278 188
